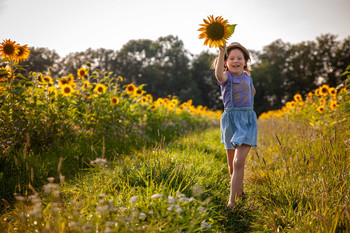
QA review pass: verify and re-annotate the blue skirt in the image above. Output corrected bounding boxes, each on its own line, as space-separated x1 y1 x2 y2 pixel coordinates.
220 106 258 150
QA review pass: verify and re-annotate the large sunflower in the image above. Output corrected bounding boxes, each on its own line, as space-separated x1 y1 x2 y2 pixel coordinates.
14 44 30 62
94 83 106 94
0 39 19 60
111 96 119 105
198 15 235 48
61 84 74 96
126 83 136 95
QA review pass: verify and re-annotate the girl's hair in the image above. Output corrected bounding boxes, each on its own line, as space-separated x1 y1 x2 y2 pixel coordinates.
211 47 251 74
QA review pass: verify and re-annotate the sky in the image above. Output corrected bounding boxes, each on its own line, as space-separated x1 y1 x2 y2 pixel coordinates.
0 0 349 58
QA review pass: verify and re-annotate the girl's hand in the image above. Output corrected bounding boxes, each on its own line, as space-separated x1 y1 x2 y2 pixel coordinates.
219 44 226 52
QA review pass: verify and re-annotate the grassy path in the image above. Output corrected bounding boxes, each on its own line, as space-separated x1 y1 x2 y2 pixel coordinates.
2 117 350 232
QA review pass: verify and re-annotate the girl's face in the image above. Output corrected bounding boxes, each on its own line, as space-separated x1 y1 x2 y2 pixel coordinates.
225 48 246 76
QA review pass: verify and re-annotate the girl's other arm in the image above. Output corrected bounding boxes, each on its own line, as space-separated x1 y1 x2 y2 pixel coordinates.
215 47 227 83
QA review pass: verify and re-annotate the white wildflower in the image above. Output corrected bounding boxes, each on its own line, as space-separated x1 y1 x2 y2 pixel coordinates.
139 212 147 220
168 195 176 204
90 158 107 166
129 195 138 204
201 221 212 230
151 193 164 199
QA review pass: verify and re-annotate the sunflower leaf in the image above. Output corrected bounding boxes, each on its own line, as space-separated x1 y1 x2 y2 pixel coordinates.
228 24 237 36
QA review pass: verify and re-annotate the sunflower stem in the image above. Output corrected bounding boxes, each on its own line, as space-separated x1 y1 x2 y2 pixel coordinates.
225 47 228 57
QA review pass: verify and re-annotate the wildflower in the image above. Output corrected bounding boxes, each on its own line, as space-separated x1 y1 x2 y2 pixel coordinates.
151 193 164 199
0 39 19 60
90 158 107 166
118 76 123 82
307 92 313 100
168 195 176 204
317 105 325 114
14 44 30 62
319 84 329 96
167 204 183 213
126 83 135 95
61 84 74 96
201 221 212 230
77 67 88 79
139 213 147 220
198 15 234 48
111 96 119 105
94 83 106 94
129 196 138 204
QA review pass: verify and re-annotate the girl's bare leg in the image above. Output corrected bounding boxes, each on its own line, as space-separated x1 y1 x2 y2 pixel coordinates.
227 144 251 208
226 149 235 176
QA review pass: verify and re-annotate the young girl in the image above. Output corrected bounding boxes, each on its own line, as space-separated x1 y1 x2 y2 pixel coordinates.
214 42 258 208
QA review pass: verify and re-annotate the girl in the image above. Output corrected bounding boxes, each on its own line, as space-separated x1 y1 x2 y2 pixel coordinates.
214 42 258 208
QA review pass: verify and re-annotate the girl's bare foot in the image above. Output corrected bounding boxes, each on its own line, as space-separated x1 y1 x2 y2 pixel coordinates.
227 201 235 209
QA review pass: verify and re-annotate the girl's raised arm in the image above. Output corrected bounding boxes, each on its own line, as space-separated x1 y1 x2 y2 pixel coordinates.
215 46 228 83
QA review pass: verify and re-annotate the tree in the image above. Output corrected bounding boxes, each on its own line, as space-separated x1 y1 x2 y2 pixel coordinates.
191 51 222 109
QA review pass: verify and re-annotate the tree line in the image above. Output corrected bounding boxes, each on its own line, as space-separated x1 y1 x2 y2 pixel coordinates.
6 34 350 115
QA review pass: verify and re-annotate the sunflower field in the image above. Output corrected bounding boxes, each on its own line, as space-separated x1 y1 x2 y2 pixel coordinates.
0 39 221 205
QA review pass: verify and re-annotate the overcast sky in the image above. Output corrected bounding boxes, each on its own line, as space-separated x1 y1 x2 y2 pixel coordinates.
0 0 349 57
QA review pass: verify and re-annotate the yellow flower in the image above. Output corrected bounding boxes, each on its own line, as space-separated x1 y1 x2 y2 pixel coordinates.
317 105 325 114
135 88 143 96
14 44 30 62
293 94 303 103
319 84 329 96
42 76 54 85
58 78 69 87
315 88 320 96
94 83 106 94
198 15 234 48
307 92 313 100
77 67 88 79
328 87 337 96
118 76 123 82
48 86 58 95
141 96 148 104
146 94 153 102
149 105 157 111
126 83 135 95
329 101 338 110
111 96 119 105
83 80 92 90
319 97 326 106
61 84 74 96
0 39 19 60
0 67 11 81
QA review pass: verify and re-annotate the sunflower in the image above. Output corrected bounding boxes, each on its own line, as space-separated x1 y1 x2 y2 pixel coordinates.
328 87 337 96
319 84 329 96
307 92 313 100
118 76 123 82
318 97 326 106
293 94 303 103
14 44 30 62
135 88 143 96
139 96 147 104
48 86 58 95
94 83 106 94
315 88 320 96
146 94 153 102
0 39 19 60
111 96 119 105
83 80 92 90
148 105 157 111
58 78 69 87
42 76 54 85
77 67 88 79
126 83 135 95
317 105 325 114
61 84 74 96
329 101 338 110
198 15 234 48
0 67 11 81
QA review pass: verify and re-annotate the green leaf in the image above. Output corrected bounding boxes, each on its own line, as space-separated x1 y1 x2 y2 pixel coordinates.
228 24 237 36
341 70 349 77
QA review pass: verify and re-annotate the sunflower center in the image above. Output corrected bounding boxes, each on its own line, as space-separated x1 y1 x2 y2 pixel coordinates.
206 22 225 40
4 44 16 55
98 87 103 92
64 87 71 94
